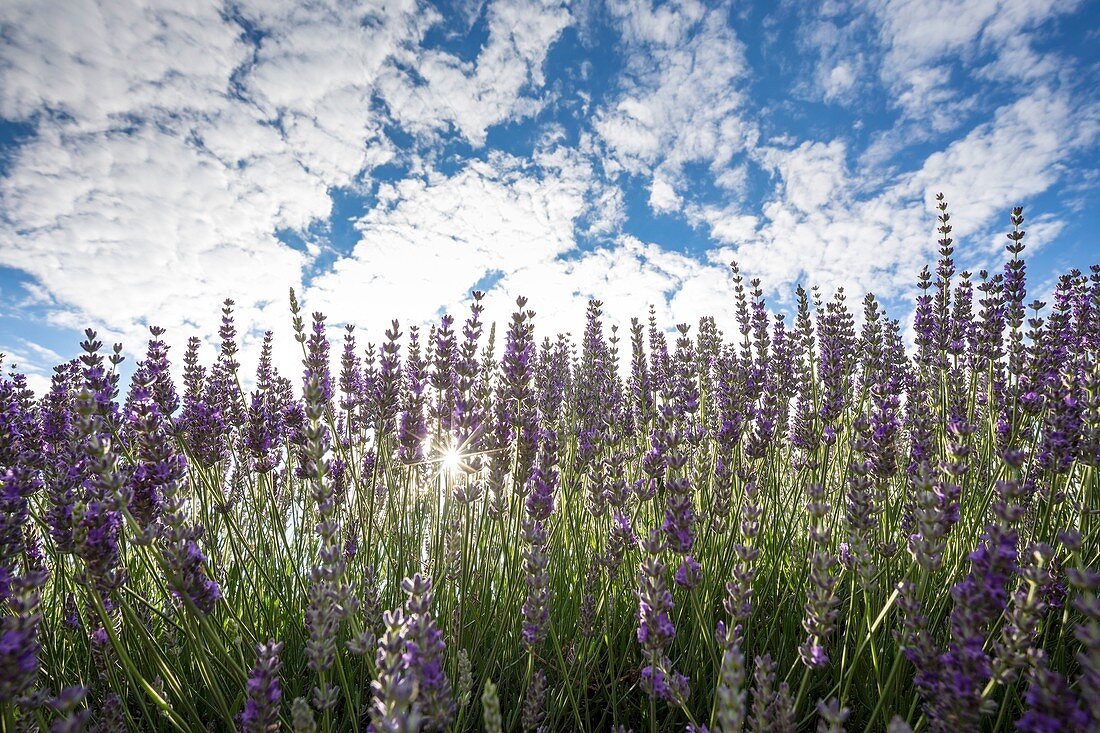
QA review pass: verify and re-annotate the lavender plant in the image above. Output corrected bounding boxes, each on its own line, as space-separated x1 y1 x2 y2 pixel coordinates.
0 200 1097 732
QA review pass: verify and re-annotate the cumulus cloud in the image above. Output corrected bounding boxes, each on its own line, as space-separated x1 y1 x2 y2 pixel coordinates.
479 235 739 342
702 86 1098 305
594 0 756 203
864 0 1082 124
306 146 605 331
0 0 573 377
378 0 572 146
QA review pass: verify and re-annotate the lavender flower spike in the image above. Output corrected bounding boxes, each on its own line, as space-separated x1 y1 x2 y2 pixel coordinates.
401 574 455 730
242 641 283 733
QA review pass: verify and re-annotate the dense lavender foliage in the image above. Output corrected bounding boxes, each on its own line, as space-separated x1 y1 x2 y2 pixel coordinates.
0 201 1098 732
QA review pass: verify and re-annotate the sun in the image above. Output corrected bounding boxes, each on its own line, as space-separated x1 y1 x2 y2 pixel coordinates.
441 446 463 473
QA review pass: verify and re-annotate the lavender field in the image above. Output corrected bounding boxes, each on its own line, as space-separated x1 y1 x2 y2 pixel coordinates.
1 201 1098 732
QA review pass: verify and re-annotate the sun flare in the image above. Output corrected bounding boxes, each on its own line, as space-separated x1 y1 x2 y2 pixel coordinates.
441 446 463 473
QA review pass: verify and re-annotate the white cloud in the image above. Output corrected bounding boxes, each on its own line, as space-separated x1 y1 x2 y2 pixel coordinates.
0 339 62 396
594 0 756 204
0 0 1095 389
0 0 245 124
863 0 1082 120
760 140 849 214
648 175 681 213
378 0 572 146
0 0 578 362
700 86 1097 305
912 86 1097 241
797 10 869 105
478 235 739 341
304 147 743 345
823 62 857 101
305 147 603 333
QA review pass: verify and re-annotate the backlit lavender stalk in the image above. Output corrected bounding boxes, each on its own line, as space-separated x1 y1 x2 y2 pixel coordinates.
429 314 458 440
536 334 570 430
711 621 746 733
525 428 558 521
637 529 689 705
711 467 761 731
72 351 128 600
991 543 1053 684
375 320 403 440
905 466 952 572
578 559 602 639
400 574 454 731
153 382 221 614
124 325 178 423
213 299 245 429
126 353 186 534
481 680 503 733
815 697 849 733
520 518 550 651
799 484 841 669
291 697 317 733
660 428 696 558
629 318 655 432
1003 207 1028 380
40 360 85 553
502 298 538 487
577 300 615 517
301 312 351 712
398 326 428 465
370 609 421 733
178 334 229 469
338 325 365 437
1067 565 1100 724
453 294 484 466
1014 658 1090 733
724 471 761 636
917 475 1026 731
816 290 857 428
242 641 283 733
844 415 879 589
245 386 284 474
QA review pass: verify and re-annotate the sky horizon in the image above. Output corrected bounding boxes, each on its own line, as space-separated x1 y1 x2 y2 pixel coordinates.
2 0 1098 394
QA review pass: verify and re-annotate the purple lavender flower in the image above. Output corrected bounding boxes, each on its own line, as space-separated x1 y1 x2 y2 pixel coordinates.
637 530 688 705
673 556 701 590
371 609 421 733
0 573 44 703
147 391 221 615
1015 660 1090 733
242 641 283 733
713 622 746 732
126 383 187 532
1 474 47 704
521 519 551 650
401 574 454 730
375 320 404 439
245 388 283 473
816 697 850 733
913 481 1023 731
748 655 795 733
525 428 558 521
799 484 840 670
501 298 539 484
398 326 429 465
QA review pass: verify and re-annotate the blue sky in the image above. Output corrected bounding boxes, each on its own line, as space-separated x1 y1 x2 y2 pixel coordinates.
1 0 1098 392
